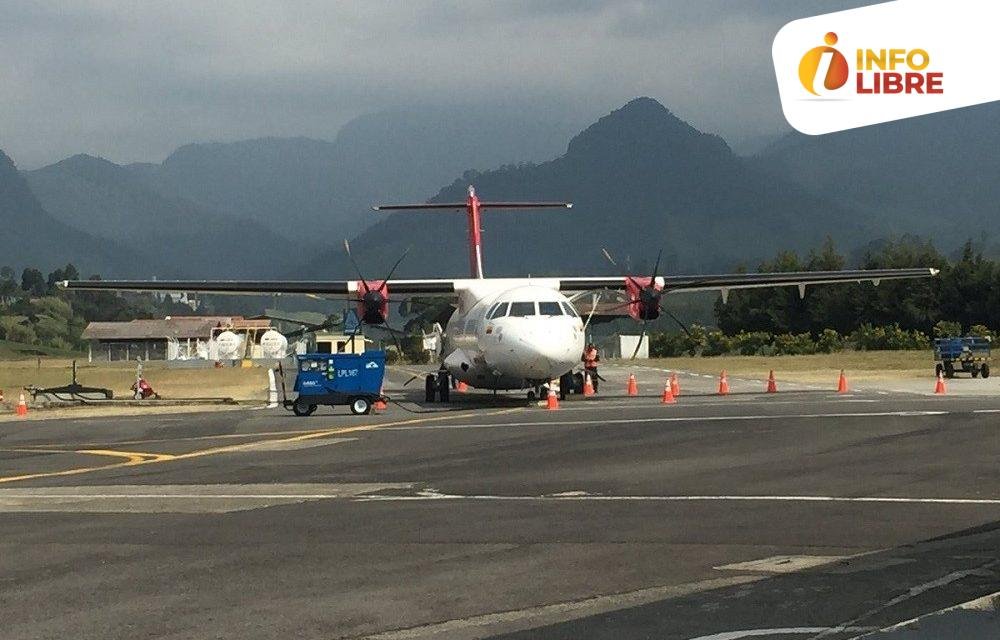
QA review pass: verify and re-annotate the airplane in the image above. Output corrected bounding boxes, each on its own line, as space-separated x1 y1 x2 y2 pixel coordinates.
60 185 938 402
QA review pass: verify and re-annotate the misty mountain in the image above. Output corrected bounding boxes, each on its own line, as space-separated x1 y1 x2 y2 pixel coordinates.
127 106 578 245
25 154 299 278
0 148 139 275
302 97 870 279
756 102 1000 252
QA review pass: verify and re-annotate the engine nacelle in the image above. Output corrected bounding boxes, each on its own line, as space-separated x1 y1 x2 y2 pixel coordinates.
356 280 389 325
625 276 662 321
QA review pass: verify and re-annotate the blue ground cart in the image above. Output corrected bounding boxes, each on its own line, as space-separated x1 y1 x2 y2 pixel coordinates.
933 337 991 379
281 351 388 416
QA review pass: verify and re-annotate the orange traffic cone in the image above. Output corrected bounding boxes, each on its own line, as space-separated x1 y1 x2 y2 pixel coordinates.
837 370 848 394
626 373 638 396
374 384 388 411
457 380 468 392
670 373 679 397
661 380 676 404
15 391 28 417
546 387 560 410
766 370 778 393
934 372 946 395
583 372 595 396
717 370 730 395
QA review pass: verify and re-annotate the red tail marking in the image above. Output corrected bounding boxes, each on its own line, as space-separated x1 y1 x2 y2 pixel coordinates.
467 186 484 279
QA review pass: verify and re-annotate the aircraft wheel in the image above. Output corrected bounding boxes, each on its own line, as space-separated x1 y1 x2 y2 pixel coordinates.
425 375 437 402
438 371 451 403
559 373 573 401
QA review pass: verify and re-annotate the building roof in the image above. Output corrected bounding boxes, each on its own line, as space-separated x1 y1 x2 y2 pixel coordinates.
82 316 239 341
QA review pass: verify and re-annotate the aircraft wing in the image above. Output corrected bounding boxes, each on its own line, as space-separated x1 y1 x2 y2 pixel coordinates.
58 279 459 296
60 267 938 298
557 268 939 294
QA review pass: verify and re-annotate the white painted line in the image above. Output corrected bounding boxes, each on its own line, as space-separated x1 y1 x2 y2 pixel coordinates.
378 410 950 430
358 489 1000 506
360 575 763 640
686 628 874 640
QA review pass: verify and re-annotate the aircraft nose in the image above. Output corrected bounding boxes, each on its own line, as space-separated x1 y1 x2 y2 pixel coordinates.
517 325 579 376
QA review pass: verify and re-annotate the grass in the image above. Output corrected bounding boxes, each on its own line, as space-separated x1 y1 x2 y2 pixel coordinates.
621 349 934 383
0 358 272 404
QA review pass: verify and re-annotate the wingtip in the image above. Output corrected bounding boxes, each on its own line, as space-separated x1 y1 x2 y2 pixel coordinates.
930 268 940 276
566 203 574 209
57 280 69 289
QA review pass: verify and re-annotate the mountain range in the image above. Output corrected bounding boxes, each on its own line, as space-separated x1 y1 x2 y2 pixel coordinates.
3 97 998 282
308 98 869 279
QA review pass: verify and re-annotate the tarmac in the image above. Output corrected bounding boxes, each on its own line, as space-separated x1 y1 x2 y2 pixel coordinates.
0 363 998 639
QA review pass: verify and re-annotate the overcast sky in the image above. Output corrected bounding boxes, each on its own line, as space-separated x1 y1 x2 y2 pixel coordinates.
1 0 873 168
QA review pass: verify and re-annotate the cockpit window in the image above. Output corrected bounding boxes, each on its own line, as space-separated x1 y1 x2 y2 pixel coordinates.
560 301 580 317
508 302 536 317
488 302 509 319
538 302 563 316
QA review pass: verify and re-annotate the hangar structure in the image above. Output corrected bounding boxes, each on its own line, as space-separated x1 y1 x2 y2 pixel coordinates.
81 316 275 362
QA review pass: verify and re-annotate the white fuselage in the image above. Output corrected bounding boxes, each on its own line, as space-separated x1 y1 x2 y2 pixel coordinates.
441 279 584 389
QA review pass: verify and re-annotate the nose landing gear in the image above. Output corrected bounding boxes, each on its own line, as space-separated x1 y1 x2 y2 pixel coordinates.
425 369 451 403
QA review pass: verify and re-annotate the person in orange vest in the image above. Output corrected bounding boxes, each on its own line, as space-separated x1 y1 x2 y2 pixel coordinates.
582 343 600 392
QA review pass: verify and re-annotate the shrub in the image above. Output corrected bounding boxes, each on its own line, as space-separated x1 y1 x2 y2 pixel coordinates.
772 332 816 355
649 332 689 357
852 323 929 350
815 328 843 353
702 330 733 356
933 320 962 338
968 324 994 340
732 331 773 356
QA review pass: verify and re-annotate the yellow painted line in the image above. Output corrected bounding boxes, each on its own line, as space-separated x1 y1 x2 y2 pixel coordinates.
77 449 177 464
0 408 522 485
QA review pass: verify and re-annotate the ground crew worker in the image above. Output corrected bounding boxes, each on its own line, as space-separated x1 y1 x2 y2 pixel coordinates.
583 343 600 392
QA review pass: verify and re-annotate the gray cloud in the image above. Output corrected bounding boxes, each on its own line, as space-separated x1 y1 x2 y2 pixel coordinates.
0 0 872 168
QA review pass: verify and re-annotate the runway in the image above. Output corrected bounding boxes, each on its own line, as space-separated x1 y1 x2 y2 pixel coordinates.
1 365 998 639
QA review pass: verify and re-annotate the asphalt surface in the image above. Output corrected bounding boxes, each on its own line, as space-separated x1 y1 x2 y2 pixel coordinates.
1 364 999 639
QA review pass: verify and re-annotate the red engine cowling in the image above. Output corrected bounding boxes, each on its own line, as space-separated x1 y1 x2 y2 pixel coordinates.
625 276 662 321
356 280 390 325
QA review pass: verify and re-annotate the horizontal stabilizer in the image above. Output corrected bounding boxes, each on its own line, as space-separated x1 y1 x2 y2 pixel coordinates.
373 202 572 211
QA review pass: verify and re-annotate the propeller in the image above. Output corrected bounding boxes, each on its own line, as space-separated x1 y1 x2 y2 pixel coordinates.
602 248 689 359
343 239 410 325
342 239 414 357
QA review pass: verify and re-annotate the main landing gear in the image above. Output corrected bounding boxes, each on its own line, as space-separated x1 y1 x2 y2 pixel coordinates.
425 369 451 403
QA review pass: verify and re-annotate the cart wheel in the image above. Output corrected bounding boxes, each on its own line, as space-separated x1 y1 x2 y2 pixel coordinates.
424 374 437 403
943 362 955 378
350 397 372 415
292 402 317 417
935 363 943 378
982 364 991 379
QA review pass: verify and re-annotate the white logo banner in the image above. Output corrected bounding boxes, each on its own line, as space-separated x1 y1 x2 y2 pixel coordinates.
773 0 1000 135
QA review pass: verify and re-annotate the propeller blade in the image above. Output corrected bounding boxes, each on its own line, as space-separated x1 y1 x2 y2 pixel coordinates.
343 239 370 292
379 247 411 293
630 319 649 360
601 248 618 268
601 248 644 290
651 249 663 282
659 303 692 338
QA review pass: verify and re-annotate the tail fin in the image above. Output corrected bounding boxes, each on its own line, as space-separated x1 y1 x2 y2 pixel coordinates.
373 186 571 278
